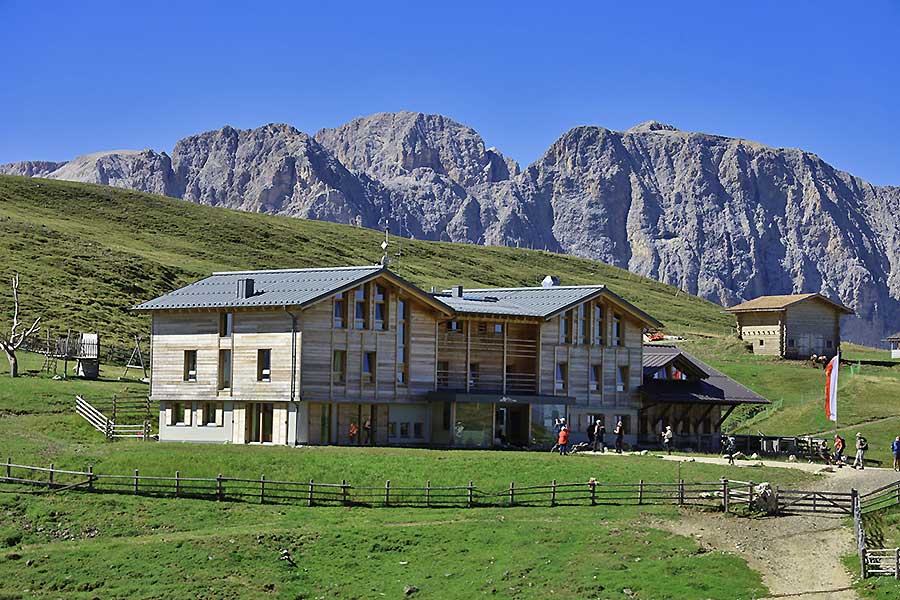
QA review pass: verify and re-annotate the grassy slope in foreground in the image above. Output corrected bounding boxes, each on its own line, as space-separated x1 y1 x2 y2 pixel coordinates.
0 353 816 600
0 174 731 349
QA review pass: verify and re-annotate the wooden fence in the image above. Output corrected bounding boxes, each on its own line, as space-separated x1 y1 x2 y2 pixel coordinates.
860 479 900 514
854 480 900 579
75 395 151 440
777 489 855 515
1 460 765 511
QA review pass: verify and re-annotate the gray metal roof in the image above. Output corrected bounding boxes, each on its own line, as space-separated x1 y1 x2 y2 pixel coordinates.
438 285 662 326
133 266 386 311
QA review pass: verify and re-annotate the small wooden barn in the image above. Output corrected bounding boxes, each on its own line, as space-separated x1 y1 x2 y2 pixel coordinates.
885 332 900 359
726 293 854 359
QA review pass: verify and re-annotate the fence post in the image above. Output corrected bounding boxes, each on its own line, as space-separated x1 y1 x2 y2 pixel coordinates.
590 480 596 506
467 481 474 508
425 480 431 507
551 479 557 507
722 479 729 513
260 474 266 505
639 480 644 505
748 481 754 508
341 479 348 506
112 395 117 423
307 479 314 507
88 465 94 490
175 471 180 497
862 547 867 579
678 480 684 506
49 463 54 486
216 473 223 501
385 480 390 507
5 457 10 480
895 548 899 580
133 469 139 495
509 481 515 507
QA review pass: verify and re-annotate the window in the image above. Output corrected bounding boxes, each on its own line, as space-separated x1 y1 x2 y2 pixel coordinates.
612 314 622 347
589 364 601 391
469 362 480 388
575 304 586 344
494 323 504 336
333 292 347 328
388 422 397 437
354 286 368 330
442 401 451 430
826 339 833 349
413 422 423 439
397 299 409 385
559 311 572 344
555 362 568 392
593 305 604 345
332 350 346 384
218 350 232 390
400 422 410 438
257 349 271 382
788 338 795 348
616 366 629 392
759 339 765 347
183 350 197 382
374 284 388 330
437 360 449 388
363 352 376 384
447 320 461 333
170 401 190 426
201 402 221 427
219 313 233 337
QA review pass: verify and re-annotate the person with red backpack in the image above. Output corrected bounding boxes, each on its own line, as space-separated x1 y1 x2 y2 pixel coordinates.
557 426 570 456
833 434 846 467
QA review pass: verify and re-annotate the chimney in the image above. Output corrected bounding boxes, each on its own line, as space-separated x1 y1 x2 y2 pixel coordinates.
541 275 560 288
236 278 255 300
451 285 464 298
431 286 437 294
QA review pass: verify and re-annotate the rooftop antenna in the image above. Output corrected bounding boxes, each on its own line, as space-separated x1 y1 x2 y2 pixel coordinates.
380 227 391 267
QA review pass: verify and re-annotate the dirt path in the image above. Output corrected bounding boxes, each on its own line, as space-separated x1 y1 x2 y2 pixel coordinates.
654 466 900 599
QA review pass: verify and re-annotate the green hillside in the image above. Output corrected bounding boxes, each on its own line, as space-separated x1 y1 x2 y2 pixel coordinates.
0 175 732 349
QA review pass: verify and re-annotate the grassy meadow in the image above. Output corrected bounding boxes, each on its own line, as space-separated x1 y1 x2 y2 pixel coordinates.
0 353 815 599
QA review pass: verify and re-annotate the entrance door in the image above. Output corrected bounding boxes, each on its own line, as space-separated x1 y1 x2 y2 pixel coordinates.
245 403 274 443
495 405 529 446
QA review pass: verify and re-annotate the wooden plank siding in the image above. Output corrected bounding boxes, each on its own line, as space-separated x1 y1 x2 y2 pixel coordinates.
735 298 844 359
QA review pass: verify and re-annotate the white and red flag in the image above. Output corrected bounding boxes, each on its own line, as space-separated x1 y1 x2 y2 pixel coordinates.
824 354 839 422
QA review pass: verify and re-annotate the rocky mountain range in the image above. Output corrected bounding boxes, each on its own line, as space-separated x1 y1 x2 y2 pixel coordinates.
3 111 898 344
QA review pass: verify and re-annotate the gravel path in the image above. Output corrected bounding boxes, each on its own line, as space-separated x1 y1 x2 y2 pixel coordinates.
654 464 900 599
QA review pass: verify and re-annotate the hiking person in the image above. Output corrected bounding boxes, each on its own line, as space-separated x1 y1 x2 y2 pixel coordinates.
557 425 570 456
818 439 832 465
662 425 674 455
722 435 736 465
348 422 359 444
852 432 868 470
363 418 372 445
614 420 624 454
833 434 845 467
585 421 596 449
550 417 566 453
892 436 900 471
592 419 605 452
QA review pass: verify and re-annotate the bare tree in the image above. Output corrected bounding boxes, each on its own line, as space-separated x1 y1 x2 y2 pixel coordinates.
0 273 41 378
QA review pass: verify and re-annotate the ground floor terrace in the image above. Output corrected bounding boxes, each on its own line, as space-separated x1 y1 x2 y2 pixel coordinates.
157 398 649 449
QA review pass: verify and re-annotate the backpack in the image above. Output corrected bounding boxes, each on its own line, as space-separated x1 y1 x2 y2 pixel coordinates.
859 437 868 450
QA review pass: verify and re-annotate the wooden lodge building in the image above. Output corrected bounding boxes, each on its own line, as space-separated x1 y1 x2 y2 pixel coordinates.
726 293 854 360
135 265 767 449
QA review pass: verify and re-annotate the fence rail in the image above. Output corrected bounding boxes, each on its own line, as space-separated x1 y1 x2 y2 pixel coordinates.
75 395 151 441
861 480 900 514
777 489 854 515
0 460 770 511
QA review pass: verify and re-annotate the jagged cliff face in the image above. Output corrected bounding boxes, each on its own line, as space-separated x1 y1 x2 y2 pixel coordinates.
3 113 898 343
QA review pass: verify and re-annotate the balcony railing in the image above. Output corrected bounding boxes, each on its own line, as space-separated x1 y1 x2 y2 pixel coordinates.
436 369 537 394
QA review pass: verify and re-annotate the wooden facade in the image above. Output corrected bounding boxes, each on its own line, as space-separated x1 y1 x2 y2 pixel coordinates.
144 268 658 448
728 294 853 359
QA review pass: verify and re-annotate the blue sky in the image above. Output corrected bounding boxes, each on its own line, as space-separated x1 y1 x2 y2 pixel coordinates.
2 0 898 184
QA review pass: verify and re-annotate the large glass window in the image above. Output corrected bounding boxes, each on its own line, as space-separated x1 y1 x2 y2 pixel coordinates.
217 349 232 390
593 305 604 345
201 402 221 427
219 313 233 337
589 364 601 391
530 404 568 446
397 299 409 385
454 403 493 448
354 286 368 329
332 350 346 384
575 304 586 344
616 366 629 392
333 292 346 329
374 284 388 330
612 314 622 347
555 362 568 392
559 311 572 344
363 351 376 385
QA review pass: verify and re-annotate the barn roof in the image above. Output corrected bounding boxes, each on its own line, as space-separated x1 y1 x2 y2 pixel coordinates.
726 293 854 315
